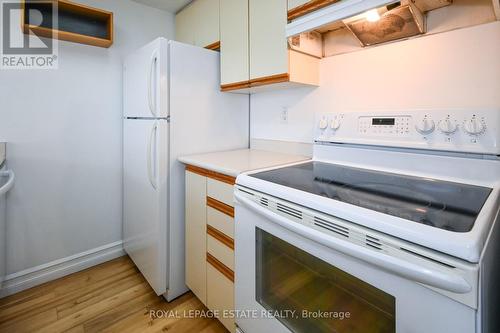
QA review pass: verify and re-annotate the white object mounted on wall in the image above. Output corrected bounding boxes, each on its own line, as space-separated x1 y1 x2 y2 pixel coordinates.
286 0 399 37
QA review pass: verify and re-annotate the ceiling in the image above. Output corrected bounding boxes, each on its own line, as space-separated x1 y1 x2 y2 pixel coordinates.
132 0 193 13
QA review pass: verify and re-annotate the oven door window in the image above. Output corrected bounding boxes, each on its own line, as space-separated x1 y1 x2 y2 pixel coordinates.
256 228 395 333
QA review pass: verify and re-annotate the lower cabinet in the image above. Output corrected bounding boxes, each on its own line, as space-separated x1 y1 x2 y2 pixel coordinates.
207 261 235 331
185 165 236 332
185 171 207 304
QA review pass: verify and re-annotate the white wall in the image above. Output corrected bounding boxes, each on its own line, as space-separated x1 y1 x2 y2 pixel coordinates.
0 0 174 274
250 22 500 144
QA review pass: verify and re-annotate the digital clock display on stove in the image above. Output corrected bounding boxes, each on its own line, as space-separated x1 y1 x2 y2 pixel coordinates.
372 118 396 126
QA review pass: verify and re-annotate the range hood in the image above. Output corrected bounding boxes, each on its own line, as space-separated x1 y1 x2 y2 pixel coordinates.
286 0 400 37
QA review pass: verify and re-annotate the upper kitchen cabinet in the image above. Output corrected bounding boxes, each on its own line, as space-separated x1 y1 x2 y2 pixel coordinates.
175 0 220 50
249 0 288 81
220 0 320 92
220 0 249 88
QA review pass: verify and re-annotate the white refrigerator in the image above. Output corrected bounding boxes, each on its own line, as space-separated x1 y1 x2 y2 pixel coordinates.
123 38 249 301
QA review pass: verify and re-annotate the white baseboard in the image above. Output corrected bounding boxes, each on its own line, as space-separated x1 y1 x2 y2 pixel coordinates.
0 241 125 298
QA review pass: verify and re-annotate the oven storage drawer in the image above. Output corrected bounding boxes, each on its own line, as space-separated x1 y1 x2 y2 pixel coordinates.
207 256 235 332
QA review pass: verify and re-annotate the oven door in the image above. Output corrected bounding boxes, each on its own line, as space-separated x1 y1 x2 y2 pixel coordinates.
234 190 477 333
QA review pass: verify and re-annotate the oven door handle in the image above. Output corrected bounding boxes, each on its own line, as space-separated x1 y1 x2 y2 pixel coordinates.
235 192 472 294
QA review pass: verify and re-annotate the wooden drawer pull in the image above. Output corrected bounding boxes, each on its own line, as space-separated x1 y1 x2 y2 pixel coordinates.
207 197 234 218
207 253 234 282
207 225 234 250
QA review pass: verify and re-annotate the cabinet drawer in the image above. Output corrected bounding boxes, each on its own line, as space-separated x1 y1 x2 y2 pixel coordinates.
207 258 235 332
207 178 234 207
207 206 234 238
207 231 234 270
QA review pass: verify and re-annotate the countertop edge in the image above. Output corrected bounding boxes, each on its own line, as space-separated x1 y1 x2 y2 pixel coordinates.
178 151 310 178
178 158 240 178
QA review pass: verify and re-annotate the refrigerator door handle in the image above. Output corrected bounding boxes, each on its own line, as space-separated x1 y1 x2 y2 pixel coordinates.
147 122 158 190
0 170 15 196
147 50 158 117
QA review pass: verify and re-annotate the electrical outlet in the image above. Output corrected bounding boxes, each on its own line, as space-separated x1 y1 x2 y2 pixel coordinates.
280 107 288 124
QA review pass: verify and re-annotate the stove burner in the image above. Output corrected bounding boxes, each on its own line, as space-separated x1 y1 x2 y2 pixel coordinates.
250 162 492 233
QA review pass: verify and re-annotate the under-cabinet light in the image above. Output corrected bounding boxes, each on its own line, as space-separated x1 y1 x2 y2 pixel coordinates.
365 9 381 22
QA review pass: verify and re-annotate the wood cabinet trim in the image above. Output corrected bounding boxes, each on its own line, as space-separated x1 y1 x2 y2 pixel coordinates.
249 73 290 88
288 0 342 21
207 253 234 282
221 73 291 92
207 225 234 250
221 80 251 91
205 41 221 51
207 197 235 218
186 164 236 185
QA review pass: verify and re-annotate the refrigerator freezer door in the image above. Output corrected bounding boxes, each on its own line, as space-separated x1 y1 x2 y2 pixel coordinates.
123 118 169 295
124 38 168 119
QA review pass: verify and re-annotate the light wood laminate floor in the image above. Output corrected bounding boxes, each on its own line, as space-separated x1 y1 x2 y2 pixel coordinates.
0 256 227 333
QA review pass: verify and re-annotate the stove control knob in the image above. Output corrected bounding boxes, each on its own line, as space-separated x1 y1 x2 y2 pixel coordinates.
318 117 328 130
330 117 341 131
438 117 458 134
415 117 435 135
463 117 485 136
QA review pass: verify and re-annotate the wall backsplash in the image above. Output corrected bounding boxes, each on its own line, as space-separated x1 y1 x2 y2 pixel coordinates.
250 21 500 144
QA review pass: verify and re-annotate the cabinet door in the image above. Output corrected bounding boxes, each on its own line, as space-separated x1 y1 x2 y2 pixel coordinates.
175 4 196 45
176 0 219 48
192 0 220 48
220 0 249 85
249 0 288 80
185 171 207 304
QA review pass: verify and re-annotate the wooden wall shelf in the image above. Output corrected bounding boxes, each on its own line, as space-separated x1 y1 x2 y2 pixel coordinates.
22 0 113 48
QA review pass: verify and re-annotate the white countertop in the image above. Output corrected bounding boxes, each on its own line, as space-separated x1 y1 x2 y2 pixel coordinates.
178 149 310 177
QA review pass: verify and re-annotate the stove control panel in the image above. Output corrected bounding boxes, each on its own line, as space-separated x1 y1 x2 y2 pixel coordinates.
314 109 500 155
358 116 411 136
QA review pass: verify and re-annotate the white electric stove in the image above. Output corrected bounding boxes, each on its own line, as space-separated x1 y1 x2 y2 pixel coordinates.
234 109 500 333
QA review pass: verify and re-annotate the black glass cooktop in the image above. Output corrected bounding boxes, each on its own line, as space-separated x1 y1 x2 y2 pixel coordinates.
250 162 492 233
